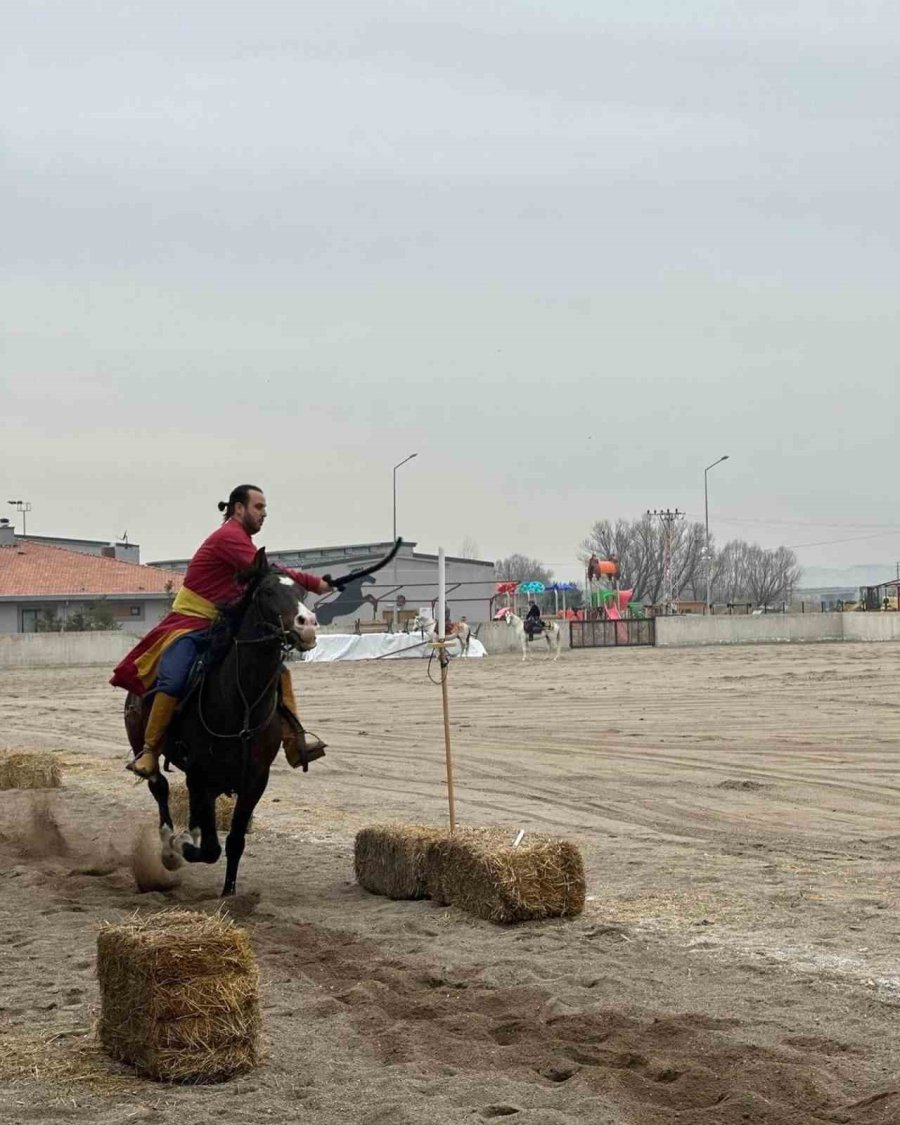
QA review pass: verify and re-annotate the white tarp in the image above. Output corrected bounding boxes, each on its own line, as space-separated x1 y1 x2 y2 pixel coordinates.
301 632 486 662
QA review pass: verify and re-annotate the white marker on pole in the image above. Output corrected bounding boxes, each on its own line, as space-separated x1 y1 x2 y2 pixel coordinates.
437 548 456 832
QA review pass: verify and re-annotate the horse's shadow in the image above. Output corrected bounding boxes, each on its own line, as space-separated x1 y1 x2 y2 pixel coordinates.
313 575 378 626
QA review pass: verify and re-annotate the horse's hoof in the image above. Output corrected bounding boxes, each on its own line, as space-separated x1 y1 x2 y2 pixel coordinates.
161 848 183 871
160 828 190 870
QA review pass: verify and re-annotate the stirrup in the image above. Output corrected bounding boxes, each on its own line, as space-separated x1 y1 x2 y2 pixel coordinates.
285 730 327 771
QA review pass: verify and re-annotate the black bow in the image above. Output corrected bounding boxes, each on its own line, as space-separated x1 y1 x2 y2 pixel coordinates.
322 538 403 592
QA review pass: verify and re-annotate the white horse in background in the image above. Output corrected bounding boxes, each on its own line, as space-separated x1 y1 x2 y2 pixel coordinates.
505 611 561 662
409 614 471 656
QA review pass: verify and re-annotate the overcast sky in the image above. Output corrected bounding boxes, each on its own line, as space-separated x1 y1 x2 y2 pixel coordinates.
2 1 898 582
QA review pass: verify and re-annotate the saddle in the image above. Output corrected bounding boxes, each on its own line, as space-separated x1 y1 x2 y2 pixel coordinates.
524 618 544 640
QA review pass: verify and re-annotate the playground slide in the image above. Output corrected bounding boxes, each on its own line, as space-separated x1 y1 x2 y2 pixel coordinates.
605 602 628 643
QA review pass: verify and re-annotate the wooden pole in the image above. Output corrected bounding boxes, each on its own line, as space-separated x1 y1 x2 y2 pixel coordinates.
437 548 456 832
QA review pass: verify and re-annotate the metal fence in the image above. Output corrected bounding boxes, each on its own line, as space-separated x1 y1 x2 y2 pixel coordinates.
569 618 656 648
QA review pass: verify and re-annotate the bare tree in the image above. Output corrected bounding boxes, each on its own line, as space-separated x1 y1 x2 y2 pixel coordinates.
580 516 707 603
745 545 801 607
582 519 800 609
709 540 752 605
495 554 554 587
457 536 481 559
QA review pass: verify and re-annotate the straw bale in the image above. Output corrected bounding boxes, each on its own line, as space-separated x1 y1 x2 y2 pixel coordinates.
428 829 585 925
0 750 61 790
166 783 252 833
354 824 447 899
97 909 261 1083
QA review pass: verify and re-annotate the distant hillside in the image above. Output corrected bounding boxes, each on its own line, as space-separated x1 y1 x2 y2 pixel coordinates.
799 564 898 589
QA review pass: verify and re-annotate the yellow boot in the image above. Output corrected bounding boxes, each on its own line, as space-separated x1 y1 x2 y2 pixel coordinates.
127 692 179 778
279 669 326 770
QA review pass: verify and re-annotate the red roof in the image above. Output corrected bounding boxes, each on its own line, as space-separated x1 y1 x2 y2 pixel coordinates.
0 541 184 598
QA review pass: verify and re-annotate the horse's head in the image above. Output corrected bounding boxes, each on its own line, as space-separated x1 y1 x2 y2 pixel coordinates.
238 549 318 651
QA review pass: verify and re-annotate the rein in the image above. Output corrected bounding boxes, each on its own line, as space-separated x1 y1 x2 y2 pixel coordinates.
195 579 296 791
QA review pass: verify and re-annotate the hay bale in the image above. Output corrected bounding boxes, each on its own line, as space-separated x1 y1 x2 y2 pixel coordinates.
166 783 251 834
354 824 447 899
428 829 585 925
0 750 61 790
97 910 261 1083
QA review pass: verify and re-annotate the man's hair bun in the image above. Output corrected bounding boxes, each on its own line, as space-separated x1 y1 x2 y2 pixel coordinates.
219 485 262 522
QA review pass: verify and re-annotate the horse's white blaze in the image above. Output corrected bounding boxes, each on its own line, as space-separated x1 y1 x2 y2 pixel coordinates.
278 576 294 587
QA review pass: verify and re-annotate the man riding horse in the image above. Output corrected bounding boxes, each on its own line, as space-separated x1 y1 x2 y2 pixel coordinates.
111 484 332 779
524 600 543 639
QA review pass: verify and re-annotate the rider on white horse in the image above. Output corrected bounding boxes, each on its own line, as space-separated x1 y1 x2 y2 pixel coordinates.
524 601 542 639
504 608 561 661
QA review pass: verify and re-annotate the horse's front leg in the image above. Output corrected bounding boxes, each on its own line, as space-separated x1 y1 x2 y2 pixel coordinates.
147 772 173 831
146 773 184 869
222 770 270 897
180 782 221 865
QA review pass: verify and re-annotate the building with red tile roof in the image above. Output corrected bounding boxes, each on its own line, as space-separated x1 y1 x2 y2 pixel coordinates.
0 522 183 635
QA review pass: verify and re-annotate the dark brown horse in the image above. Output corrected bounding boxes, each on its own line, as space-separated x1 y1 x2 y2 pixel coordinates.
124 548 313 896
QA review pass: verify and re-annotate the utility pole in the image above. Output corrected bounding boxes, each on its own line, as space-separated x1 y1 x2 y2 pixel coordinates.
703 455 729 614
647 508 684 615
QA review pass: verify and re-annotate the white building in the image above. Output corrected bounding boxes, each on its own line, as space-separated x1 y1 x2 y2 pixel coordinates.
151 540 497 627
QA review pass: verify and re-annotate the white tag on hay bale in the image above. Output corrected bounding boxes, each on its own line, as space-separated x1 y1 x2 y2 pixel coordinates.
0 750 61 790
97 909 261 1083
428 829 586 925
166 783 251 834
354 824 448 900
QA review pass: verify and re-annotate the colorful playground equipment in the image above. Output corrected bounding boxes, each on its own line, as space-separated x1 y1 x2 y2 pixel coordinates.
494 579 580 618
493 562 647 625
589 588 647 620
586 556 647 631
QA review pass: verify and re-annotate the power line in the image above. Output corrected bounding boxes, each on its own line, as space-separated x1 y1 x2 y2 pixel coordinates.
785 529 900 550
688 512 900 532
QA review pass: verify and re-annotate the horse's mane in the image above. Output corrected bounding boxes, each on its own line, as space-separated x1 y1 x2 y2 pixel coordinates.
207 563 273 660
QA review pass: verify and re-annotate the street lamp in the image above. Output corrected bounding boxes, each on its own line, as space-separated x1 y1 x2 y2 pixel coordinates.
392 453 417 541
704 457 729 614
7 500 31 536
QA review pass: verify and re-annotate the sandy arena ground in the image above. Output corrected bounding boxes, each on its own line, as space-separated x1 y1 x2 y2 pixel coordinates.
1 642 900 1124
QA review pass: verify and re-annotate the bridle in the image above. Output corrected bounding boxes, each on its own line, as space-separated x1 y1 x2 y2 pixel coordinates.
234 576 304 652
196 575 301 782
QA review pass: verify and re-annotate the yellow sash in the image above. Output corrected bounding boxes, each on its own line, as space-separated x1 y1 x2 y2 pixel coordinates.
131 586 218 690
172 586 219 622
